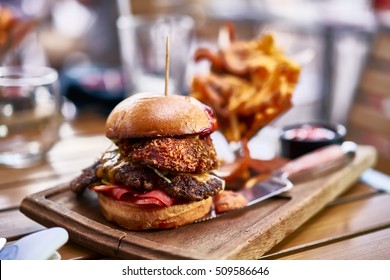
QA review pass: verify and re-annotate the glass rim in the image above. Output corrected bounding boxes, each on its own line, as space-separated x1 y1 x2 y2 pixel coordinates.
117 14 194 30
0 66 58 87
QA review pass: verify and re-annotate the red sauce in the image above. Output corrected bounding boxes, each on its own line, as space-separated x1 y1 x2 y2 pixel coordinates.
200 104 219 134
283 125 336 141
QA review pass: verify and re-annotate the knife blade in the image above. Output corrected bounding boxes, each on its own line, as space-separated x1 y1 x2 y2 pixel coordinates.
0 237 6 252
0 227 68 260
197 141 357 222
360 168 390 193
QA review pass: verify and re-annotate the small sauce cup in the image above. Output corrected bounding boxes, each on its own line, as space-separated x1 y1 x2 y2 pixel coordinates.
280 122 346 159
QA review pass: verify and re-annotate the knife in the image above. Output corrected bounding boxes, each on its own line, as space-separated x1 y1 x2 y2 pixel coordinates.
0 227 68 260
360 168 390 193
197 141 357 222
0 238 5 252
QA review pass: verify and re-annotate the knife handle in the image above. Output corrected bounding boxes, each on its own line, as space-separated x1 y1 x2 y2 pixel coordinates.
278 141 357 182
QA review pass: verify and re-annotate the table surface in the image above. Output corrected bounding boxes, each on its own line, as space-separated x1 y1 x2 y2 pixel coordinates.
1 112 390 260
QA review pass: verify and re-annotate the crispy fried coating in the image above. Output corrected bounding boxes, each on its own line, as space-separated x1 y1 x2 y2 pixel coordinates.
116 136 219 173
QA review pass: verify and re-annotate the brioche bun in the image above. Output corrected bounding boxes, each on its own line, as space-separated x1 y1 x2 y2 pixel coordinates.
97 193 212 230
105 93 217 139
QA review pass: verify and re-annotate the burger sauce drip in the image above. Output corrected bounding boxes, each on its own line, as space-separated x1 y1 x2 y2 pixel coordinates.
199 104 219 135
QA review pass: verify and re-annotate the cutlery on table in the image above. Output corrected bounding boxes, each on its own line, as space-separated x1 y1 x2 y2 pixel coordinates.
0 227 68 260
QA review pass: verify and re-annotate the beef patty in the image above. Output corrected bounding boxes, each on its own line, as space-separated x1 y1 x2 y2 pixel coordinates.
70 150 223 201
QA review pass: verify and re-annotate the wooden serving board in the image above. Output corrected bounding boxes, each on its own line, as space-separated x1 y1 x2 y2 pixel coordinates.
20 146 376 259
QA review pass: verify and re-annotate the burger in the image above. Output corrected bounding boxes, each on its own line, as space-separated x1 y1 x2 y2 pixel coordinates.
70 93 225 230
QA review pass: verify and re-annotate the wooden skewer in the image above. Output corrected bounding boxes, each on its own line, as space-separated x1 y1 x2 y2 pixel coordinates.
164 35 170 96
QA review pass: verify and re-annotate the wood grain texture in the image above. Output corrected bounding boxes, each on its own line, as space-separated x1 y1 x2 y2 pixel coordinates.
0 174 76 210
0 135 111 211
372 32 390 62
360 68 390 98
0 209 45 240
58 241 104 260
348 105 390 140
262 193 390 258
19 146 376 259
273 227 390 260
0 136 111 189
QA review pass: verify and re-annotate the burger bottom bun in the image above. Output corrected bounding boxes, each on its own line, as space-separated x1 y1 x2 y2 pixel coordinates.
97 193 212 230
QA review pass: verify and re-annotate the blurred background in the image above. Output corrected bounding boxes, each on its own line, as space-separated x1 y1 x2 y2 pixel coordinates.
1 0 389 173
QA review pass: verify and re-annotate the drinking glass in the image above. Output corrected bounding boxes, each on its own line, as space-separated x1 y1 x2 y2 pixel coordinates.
0 66 61 168
117 14 194 95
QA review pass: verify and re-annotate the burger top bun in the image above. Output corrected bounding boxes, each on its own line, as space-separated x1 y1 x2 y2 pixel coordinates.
105 93 218 139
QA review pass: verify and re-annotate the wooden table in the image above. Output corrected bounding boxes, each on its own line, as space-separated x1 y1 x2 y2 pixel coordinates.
1 112 390 260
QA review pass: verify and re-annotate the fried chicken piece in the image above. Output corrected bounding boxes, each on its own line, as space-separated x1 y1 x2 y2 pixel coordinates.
116 136 219 173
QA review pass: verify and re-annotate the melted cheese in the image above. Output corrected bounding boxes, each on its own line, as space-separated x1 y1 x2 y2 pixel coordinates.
191 173 225 189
